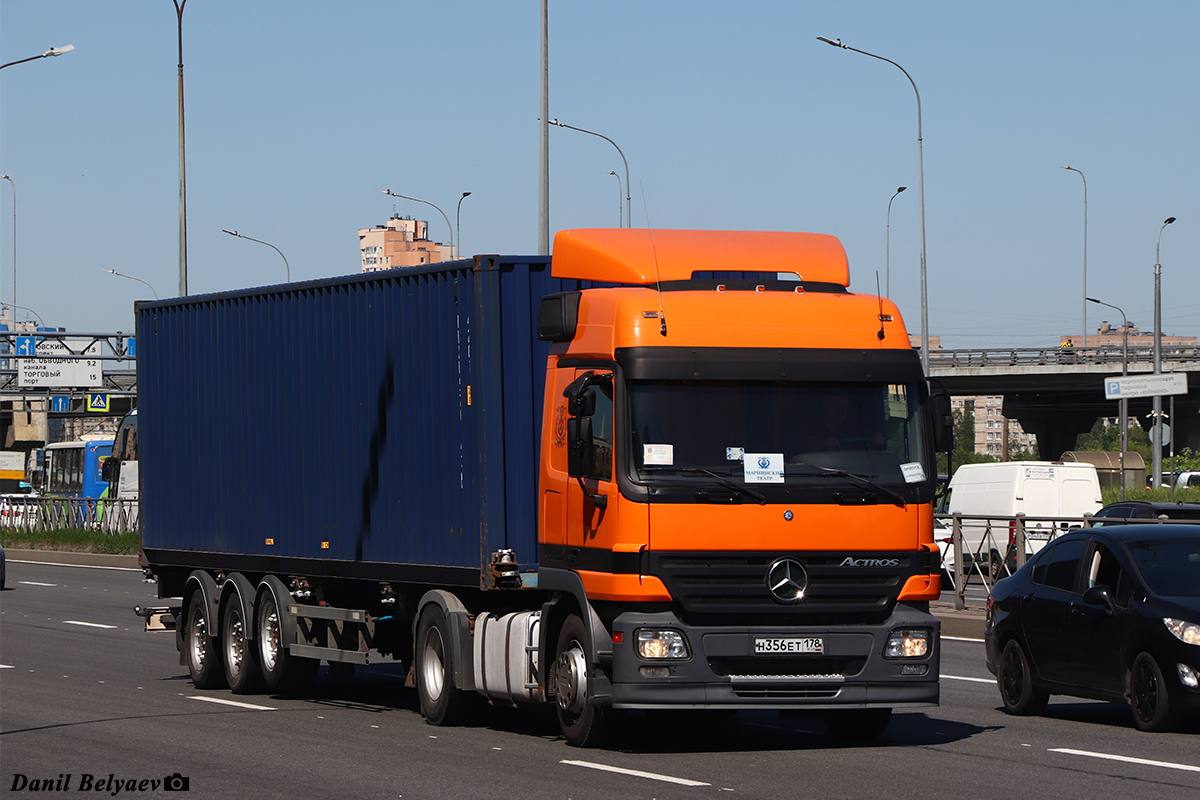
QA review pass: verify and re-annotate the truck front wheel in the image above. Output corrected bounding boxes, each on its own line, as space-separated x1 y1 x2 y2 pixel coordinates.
415 604 475 725
554 614 609 748
185 592 225 690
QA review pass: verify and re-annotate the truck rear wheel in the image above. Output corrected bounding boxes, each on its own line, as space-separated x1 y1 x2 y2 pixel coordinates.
255 577 318 694
221 589 262 694
185 592 225 689
554 614 609 748
415 604 474 725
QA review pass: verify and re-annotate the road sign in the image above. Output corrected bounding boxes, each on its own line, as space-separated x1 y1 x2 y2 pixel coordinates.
32 338 102 357
88 393 110 412
1103 373 1188 400
17 358 103 388
14 336 35 356
1152 423 1171 448
51 395 70 413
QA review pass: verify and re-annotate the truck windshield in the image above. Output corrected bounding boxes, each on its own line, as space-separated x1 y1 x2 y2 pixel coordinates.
629 380 928 488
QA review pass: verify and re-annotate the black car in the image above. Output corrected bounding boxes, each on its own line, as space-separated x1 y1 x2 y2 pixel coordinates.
1090 501 1200 525
985 525 1200 731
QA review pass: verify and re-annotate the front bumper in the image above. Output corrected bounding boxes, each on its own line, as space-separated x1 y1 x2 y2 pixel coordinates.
609 603 940 709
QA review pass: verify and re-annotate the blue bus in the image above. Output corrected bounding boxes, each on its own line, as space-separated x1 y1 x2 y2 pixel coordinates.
44 440 114 499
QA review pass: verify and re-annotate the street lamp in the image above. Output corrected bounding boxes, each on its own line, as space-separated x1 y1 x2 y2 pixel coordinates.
173 0 189 297
1151 216 1177 488
548 119 631 228
886 186 906 297
608 171 623 228
375 189 454 258
0 44 74 70
4 304 44 327
1 175 14 311
817 37 928 372
1088 296 1129 499
103 269 160 300
222 230 290 283
1061 166 1088 352
456 192 471 260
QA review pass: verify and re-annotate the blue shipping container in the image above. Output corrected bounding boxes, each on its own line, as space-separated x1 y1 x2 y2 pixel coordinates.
137 255 569 587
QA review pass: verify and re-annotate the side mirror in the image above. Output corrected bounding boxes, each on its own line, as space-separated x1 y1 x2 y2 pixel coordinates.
101 456 118 483
1082 584 1115 615
567 415 595 479
929 384 953 452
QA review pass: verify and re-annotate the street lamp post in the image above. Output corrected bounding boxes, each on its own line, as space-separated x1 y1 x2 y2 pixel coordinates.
456 192 471 260
886 186 906 298
173 0 189 297
1151 216 1177 489
1 175 14 311
1061 166 1088 353
817 37 928 372
548 119 630 228
103 269 160 300
608 171 623 228
1088 296 1129 500
222 230 290 283
0 44 74 71
376 189 454 259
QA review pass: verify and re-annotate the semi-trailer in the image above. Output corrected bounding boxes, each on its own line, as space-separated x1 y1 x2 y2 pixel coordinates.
131 227 951 746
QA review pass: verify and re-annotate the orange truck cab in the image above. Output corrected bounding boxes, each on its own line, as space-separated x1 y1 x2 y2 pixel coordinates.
534 228 950 743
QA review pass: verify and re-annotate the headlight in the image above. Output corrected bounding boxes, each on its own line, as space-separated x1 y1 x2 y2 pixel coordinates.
1164 618 1200 645
635 629 690 660
885 629 931 659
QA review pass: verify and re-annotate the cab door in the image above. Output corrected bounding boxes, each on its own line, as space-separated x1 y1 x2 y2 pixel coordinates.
562 368 620 569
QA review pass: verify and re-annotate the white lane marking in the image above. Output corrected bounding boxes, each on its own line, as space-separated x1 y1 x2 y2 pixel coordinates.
18 581 58 587
561 760 710 787
942 674 993 684
0 664 13 669
9 559 140 572
942 635 985 643
63 620 118 629
1049 748 1200 774
188 696 276 711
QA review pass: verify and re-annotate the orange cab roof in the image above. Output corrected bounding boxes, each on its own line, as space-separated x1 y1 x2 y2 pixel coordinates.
551 228 850 286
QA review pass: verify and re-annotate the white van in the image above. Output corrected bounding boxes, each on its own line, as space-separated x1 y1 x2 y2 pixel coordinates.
939 461 1102 579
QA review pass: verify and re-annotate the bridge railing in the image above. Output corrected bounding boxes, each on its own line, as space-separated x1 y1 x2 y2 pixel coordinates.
0 497 139 535
926 344 1200 369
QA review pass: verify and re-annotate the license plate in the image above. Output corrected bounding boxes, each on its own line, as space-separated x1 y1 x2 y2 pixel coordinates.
754 637 824 655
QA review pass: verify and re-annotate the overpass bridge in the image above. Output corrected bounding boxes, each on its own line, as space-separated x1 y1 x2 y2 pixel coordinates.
926 344 1200 460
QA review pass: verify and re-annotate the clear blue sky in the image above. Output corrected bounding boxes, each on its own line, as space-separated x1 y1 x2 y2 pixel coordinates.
1 1 1196 348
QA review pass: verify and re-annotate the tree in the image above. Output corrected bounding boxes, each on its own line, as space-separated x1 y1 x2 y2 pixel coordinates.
939 408 994 475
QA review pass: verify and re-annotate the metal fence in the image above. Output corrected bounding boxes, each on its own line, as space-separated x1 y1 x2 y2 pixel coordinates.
927 344 1200 370
936 511 1200 609
0 497 139 535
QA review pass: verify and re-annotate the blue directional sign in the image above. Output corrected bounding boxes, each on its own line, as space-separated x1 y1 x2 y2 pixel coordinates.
15 336 36 356
87 393 110 412
51 395 70 413
128 337 136 357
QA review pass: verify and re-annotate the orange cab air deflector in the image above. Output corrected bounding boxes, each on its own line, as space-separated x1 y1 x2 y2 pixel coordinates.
551 229 850 286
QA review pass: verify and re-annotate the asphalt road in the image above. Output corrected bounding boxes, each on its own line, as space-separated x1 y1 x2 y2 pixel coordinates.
2 558 1199 800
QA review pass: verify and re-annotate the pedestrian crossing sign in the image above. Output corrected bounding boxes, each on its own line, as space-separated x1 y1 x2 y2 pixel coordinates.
88 393 110 412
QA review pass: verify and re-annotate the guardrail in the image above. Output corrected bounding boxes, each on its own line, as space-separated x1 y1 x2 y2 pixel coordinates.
936 511 1200 610
0 497 138 535
926 345 1200 370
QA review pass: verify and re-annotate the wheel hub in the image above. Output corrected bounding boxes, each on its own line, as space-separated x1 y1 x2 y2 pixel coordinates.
556 644 588 714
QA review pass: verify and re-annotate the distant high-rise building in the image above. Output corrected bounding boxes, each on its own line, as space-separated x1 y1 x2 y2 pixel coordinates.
358 215 453 273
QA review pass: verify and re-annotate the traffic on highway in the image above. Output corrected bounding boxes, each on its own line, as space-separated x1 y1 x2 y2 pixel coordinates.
2 556 1197 799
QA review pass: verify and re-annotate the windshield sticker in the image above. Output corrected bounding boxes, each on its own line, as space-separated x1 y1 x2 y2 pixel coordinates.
744 453 784 484
901 462 926 484
726 447 745 461
643 444 674 466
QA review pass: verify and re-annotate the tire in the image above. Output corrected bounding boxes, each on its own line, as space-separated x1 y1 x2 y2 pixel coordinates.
185 592 226 690
1131 652 1175 732
255 578 318 694
415 604 475 726
989 550 1006 582
554 614 610 748
997 639 1048 715
221 590 262 694
823 708 892 741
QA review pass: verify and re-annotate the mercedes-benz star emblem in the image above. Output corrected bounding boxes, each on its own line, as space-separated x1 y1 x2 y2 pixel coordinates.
766 557 808 603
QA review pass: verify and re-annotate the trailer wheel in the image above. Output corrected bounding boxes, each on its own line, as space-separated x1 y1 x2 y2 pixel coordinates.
554 614 609 748
221 590 262 694
415 604 473 725
185 592 225 689
255 578 318 694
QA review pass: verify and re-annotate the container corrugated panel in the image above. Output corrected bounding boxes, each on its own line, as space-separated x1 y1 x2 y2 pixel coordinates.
137 255 568 585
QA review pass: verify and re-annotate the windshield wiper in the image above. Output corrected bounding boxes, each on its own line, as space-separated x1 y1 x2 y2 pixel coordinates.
789 466 907 508
680 468 768 505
